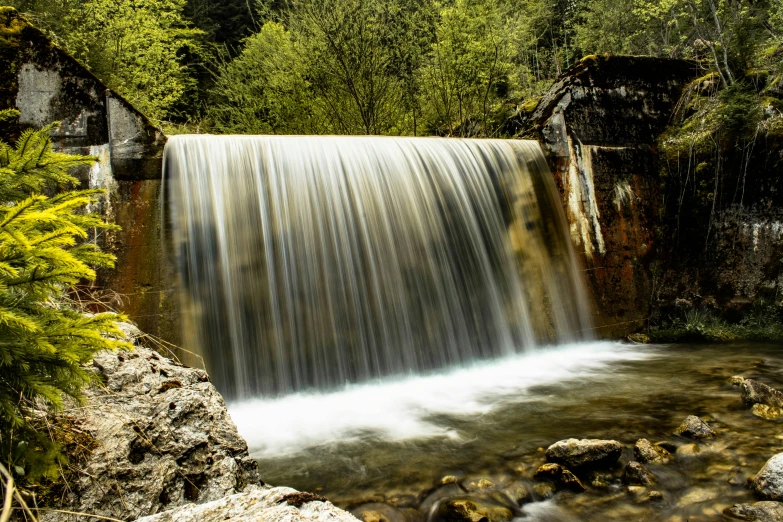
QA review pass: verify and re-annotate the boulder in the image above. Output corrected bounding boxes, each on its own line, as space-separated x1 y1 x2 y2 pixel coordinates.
545 439 623 469
752 454 783 501
741 380 783 409
634 438 672 464
674 416 715 439
724 501 783 521
135 485 358 522
41 333 260 521
534 463 585 492
622 462 656 486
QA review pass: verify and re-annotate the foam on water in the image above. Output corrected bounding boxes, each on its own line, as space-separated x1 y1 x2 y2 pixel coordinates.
230 341 654 457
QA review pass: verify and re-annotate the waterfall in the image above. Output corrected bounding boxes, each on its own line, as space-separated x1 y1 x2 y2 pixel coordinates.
165 135 592 400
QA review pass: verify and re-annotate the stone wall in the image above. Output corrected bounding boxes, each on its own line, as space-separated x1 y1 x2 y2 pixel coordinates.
0 7 178 343
511 55 700 336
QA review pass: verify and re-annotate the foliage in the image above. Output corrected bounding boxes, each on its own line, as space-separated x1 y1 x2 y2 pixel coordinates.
0 122 130 480
208 22 318 134
417 0 520 136
649 302 783 343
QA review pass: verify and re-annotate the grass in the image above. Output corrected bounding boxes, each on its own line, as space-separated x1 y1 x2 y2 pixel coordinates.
647 302 783 343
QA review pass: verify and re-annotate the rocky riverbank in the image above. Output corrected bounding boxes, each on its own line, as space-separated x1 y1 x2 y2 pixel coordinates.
31 324 356 522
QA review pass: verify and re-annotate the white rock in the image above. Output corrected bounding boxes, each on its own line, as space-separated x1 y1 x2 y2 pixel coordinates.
135 485 359 522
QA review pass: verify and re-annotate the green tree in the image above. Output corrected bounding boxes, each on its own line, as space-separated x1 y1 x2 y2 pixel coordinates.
418 0 520 136
208 21 320 134
0 113 130 478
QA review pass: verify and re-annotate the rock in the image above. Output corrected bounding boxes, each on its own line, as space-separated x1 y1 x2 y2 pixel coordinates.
730 376 746 386
724 501 783 521
676 443 703 456
634 438 672 464
627 333 650 344
136 484 358 522
532 482 556 499
545 439 623 469
645 491 664 503
627 486 647 497
501 483 531 506
41 338 260 522
462 478 496 492
587 470 615 488
674 416 715 439
441 475 459 485
752 454 783 501
351 502 423 522
676 487 720 506
420 483 465 515
431 498 513 522
741 380 783 408
534 463 585 492
752 404 783 420
623 462 656 486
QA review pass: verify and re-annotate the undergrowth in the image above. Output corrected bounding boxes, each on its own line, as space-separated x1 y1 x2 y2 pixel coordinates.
648 301 783 343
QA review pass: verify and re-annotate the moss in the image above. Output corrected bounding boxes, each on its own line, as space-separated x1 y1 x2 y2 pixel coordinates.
518 97 540 115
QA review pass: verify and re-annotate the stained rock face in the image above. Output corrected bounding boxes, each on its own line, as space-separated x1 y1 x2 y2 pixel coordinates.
136 485 359 522
545 439 623 469
752 454 783 501
41 330 260 521
634 439 672 464
674 416 715 439
724 501 783 521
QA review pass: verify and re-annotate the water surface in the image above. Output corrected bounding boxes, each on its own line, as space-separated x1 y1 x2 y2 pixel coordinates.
231 342 783 520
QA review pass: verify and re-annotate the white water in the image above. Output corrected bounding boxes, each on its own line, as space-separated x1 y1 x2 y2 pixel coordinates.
230 341 654 458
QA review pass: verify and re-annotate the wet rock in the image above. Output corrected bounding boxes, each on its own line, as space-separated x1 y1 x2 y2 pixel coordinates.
676 487 720 506
545 438 623 469
420 483 465 515
441 475 459 485
462 478 496 492
752 454 783 501
724 501 783 521
351 502 423 522
41 340 260 522
587 470 615 488
500 483 531 506
644 491 664 503
730 376 746 386
634 438 672 464
431 498 513 522
623 462 656 486
534 463 585 492
136 485 358 522
627 486 647 497
532 482 556 499
676 443 703 456
752 404 783 420
741 380 783 408
627 333 650 344
674 415 715 439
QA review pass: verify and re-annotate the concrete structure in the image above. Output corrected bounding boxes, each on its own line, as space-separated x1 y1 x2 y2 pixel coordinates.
1 7 176 342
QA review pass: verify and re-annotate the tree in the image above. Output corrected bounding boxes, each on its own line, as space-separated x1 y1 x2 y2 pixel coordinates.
208 21 320 134
0 112 130 479
417 0 520 137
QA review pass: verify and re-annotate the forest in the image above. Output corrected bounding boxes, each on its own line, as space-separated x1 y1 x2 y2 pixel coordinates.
7 0 783 141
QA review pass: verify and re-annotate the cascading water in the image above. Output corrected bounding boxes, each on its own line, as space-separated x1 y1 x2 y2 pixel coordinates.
164 135 592 400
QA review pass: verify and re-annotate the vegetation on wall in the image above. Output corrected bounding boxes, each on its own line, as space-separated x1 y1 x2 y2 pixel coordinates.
0 109 130 479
